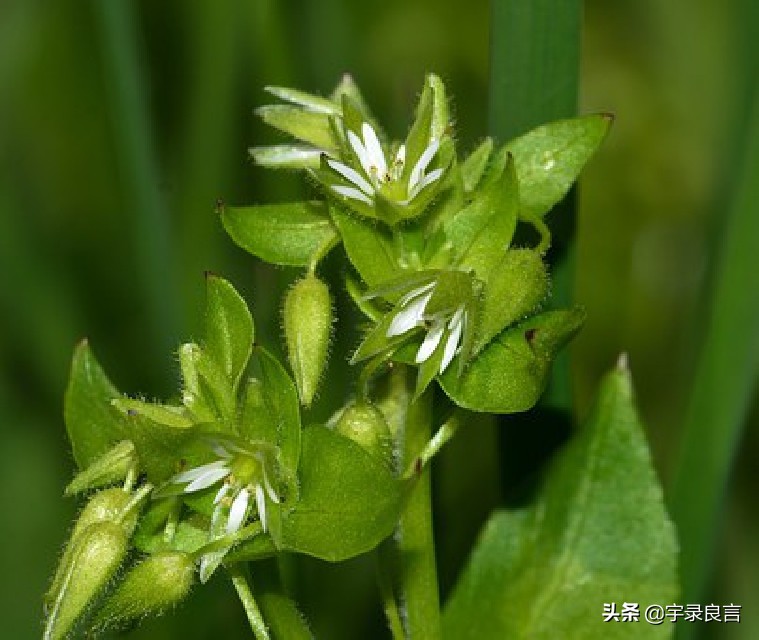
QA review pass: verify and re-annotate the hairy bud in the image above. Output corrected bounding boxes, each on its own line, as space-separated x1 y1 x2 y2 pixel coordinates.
283 274 333 406
335 401 393 463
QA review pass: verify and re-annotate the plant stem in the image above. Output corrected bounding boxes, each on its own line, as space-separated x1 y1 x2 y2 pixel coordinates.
376 546 405 640
229 564 271 640
396 383 440 639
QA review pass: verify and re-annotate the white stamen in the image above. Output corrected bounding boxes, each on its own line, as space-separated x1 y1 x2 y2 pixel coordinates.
185 467 231 493
173 459 229 484
415 319 445 364
326 158 374 195
361 122 387 178
226 488 250 535
331 185 374 205
255 484 267 532
408 139 440 193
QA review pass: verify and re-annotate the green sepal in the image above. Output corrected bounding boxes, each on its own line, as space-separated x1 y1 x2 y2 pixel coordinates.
427 72 451 140
330 205 401 287
402 77 435 182
443 363 677 639
255 104 338 151
65 440 136 496
112 398 194 429
461 138 494 193
279 426 409 561
495 113 613 221
474 249 549 354
179 343 216 423
345 275 385 321
249 145 323 170
264 85 340 115
450 153 519 279
439 308 585 413
222 201 339 267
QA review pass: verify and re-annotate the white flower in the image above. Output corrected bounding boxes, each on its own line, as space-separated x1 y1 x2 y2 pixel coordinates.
170 442 280 535
327 121 443 206
386 283 467 374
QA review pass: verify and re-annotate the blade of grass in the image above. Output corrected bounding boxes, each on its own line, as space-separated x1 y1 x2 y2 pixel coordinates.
489 0 582 412
670 85 759 622
92 0 179 362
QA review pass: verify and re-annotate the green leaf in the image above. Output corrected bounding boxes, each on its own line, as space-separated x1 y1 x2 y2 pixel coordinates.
280 426 407 561
264 85 340 115
330 205 400 287
256 105 337 150
474 249 549 353
222 201 338 267
447 155 519 279
64 341 129 468
439 308 585 413
502 114 612 221
443 364 678 639
204 274 254 391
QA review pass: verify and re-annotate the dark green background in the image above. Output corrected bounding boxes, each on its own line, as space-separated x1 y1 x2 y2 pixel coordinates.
0 1 755 638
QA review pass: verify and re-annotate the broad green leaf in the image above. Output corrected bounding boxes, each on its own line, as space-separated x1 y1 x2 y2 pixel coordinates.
203 274 254 390
503 114 612 221
461 138 493 193
443 364 678 639
222 201 338 267
439 308 585 413
256 105 337 150
474 249 549 353
64 341 129 468
330 205 401 287
447 155 519 279
280 426 407 561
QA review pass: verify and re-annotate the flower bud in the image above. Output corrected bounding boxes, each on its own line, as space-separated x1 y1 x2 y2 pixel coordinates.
283 274 332 406
46 488 139 609
43 522 128 640
91 551 195 632
335 401 393 464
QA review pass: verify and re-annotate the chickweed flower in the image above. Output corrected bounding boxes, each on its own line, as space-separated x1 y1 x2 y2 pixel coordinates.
170 441 280 535
326 122 443 207
387 282 467 375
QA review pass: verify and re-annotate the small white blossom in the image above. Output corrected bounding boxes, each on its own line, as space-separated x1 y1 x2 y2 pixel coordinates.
386 282 467 375
327 121 443 206
170 442 279 535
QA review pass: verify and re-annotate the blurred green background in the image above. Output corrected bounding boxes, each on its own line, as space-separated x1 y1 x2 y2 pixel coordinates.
0 0 756 638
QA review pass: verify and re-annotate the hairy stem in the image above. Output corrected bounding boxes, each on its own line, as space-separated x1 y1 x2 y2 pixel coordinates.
396 382 440 639
229 564 271 640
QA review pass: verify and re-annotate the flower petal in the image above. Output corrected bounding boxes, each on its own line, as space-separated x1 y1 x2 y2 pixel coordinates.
326 158 374 195
409 167 444 200
226 488 250 535
255 484 267 532
387 290 433 337
398 281 435 307
362 122 387 178
347 129 373 180
415 320 445 364
172 459 229 484
213 482 231 505
408 139 440 193
185 467 231 493
331 185 374 205
440 310 465 374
